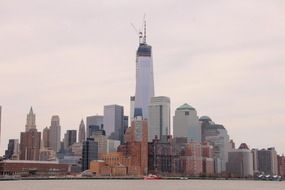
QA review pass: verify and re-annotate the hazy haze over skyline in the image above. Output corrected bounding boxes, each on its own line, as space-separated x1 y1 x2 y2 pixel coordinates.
0 0 285 155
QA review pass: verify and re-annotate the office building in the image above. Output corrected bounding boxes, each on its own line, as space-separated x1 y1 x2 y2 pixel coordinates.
20 129 41 160
4 139 19 160
86 115 103 138
63 130 77 151
78 119 86 143
148 96 171 142
82 138 98 171
227 143 254 177
20 108 41 160
173 103 201 142
200 116 231 173
256 147 278 175
103 105 125 143
133 21 155 120
42 127 50 149
49 115 61 153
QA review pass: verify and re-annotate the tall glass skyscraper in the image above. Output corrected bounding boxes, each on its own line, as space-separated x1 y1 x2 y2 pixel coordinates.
134 21 155 120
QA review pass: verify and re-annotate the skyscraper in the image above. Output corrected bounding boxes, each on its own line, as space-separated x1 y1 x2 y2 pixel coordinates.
133 21 155 120
148 96 171 142
25 107 36 132
42 127 50 148
49 115 61 153
255 147 278 175
173 103 201 142
86 115 103 138
78 119 86 143
63 130 77 151
82 138 98 171
200 116 231 173
4 139 19 160
103 104 125 143
20 108 41 160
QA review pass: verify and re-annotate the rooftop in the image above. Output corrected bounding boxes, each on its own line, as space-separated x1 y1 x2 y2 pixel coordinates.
177 103 196 111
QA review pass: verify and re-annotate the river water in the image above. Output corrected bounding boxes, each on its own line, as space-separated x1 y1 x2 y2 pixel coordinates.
1 179 285 190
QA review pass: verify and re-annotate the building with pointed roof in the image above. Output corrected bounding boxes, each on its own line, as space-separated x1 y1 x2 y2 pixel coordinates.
78 119 86 143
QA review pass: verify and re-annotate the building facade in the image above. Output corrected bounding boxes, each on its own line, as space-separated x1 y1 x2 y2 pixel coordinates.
86 115 104 138
4 139 19 160
148 96 171 142
173 103 201 142
82 138 98 171
227 143 254 178
103 104 126 143
78 119 86 143
255 148 278 175
20 129 41 160
200 116 231 173
63 130 77 152
49 115 61 153
133 22 155 120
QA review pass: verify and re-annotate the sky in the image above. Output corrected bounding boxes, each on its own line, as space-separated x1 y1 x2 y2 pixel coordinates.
0 0 285 155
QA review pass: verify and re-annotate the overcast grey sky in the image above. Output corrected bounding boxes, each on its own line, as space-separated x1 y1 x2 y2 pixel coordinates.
0 0 285 155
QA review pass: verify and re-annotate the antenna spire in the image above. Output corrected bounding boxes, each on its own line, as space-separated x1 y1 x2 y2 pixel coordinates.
143 16 147 44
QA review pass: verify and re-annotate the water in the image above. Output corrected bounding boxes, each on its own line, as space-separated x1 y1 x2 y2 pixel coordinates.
1 179 285 190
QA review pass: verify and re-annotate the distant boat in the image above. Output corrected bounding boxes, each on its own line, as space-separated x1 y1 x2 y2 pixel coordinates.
144 174 162 180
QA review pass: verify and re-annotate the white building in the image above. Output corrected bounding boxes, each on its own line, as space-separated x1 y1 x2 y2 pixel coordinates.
134 21 155 120
148 96 171 142
173 103 201 142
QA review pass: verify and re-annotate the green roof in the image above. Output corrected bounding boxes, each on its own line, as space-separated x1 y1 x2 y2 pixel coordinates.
177 103 195 111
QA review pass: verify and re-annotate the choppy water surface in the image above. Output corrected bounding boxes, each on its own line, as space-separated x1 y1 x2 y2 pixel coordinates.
1 179 285 190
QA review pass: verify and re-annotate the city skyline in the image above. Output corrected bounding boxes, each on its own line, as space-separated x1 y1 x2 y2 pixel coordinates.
1 0 285 156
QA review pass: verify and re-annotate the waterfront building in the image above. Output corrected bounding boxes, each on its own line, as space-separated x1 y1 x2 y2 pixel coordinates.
103 104 126 143
49 115 61 153
254 147 278 175
148 96 171 142
148 136 204 176
82 138 98 171
277 155 285 177
78 119 86 143
86 115 104 138
0 160 69 176
173 103 201 142
226 143 254 178
200 116 231 173
4 139 19 160
133 21 155 120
